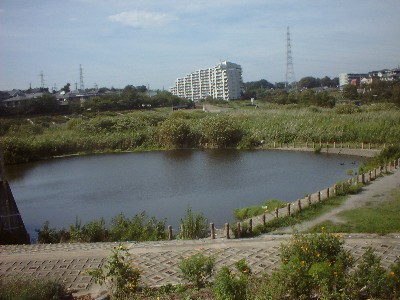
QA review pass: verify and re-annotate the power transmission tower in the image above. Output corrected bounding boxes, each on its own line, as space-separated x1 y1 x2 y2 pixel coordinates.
79 64 84 92
39 71 45 89
285 27 296 89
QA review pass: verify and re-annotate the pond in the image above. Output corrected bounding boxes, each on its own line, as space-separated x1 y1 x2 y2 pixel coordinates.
7 149 363 239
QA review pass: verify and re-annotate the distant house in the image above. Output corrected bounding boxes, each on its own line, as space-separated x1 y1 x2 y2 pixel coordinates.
55 91 86 106
2 92 47 108
339 68 400 88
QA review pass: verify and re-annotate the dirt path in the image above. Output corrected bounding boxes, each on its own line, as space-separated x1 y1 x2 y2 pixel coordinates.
273 167 400 234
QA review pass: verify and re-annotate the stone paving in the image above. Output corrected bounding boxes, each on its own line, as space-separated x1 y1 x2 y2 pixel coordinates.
1 234 400 298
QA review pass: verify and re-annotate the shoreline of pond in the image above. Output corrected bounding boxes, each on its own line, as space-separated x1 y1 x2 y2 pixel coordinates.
47 145 379 163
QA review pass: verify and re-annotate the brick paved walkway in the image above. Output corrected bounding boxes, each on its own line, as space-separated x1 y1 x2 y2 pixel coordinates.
1 234 400 298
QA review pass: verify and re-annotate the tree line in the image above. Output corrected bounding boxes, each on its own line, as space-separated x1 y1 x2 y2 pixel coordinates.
0 85 190 116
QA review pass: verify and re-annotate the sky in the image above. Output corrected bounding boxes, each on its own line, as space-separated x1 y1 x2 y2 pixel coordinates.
0 0 399 91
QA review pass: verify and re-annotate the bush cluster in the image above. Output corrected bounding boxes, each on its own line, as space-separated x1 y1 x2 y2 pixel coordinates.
36 212 167 243
179 207 208 240
0 278 67 300
2 108 400 164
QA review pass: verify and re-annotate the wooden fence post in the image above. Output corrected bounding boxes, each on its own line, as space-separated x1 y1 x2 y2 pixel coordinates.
307 194 311 207
326 188 330 199
317 191 321 203
362 173 365 184
297 199 302 212
225 223 230 239
287 203 291 216
210 223 215 240
168 225 173 240
275 208 279 218
262 213 266 226
249 219 253 234
333 184 337 197
237 222 241 238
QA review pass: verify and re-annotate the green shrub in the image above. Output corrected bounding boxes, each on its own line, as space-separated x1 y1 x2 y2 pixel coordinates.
158 118 194 148
109 212 167 242
261 231 354 299
347 247 391 298
335 104 361 114
179 207 208 239
200 115 243 148
87 244 141 299
213 259 251 300
0 277 67 300
36 221 67 244
335 181 363 196
36 212 167 244
389 259 400 297
179 253 215 289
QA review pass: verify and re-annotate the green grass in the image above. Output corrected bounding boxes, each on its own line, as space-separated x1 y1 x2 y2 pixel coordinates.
233 199 285 221
2 106 400 164
250 196 350 234
308 187 400 234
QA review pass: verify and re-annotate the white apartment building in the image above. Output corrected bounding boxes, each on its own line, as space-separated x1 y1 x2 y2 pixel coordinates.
170 61 243 101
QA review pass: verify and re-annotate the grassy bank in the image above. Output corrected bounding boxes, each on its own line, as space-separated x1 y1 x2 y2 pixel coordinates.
1 104 400 164
309 186 400 234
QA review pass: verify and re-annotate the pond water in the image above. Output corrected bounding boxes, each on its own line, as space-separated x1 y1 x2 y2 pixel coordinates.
6 149 363 239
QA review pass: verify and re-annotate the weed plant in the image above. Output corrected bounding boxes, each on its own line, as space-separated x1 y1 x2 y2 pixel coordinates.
178 253 215 289
179 207 208 239
36 212 167 243
87 244 141 299
0 277 67 300
213 259 251 300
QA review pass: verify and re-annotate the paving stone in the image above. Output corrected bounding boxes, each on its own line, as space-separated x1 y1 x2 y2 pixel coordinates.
1 234 400 297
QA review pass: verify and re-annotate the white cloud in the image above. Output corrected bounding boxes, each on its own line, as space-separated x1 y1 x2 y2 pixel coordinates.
108 10 177 28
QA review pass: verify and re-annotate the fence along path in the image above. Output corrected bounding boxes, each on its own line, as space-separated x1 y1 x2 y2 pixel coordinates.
219 158 400 239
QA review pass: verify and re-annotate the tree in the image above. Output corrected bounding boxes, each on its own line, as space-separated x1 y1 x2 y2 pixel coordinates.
342 84 358 100
20 94 59 114
320 76 330 87
61 83 71 93
298 77 320 89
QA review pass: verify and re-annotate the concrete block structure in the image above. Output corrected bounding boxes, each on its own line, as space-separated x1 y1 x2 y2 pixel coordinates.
170 61 243 101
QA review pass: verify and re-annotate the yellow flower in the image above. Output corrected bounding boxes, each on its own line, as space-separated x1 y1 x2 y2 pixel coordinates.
390 271 395 276
317 253 321 257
